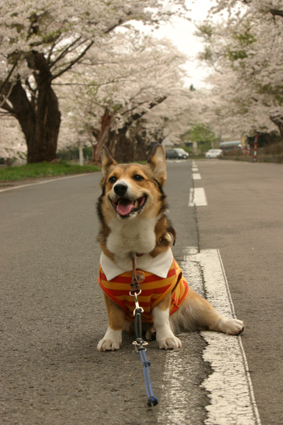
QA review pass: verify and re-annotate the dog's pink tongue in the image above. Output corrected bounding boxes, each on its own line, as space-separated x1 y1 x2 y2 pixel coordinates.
117 200 134 216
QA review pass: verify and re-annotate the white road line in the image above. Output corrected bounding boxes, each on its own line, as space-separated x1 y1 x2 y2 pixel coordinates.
192 173 201 180
189 187 207 206
159 249 261 425
0 173 92 193
197 249 261 425
192 160 198 172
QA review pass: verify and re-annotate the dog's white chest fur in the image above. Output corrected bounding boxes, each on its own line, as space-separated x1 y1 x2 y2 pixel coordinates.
107 217 157 264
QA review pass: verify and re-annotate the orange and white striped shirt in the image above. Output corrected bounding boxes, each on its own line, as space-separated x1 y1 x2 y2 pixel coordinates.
98 259 189 323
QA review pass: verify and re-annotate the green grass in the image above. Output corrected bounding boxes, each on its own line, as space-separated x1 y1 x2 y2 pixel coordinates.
0 161 101 182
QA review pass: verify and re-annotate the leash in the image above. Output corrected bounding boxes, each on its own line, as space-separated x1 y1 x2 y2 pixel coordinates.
130 253 159 408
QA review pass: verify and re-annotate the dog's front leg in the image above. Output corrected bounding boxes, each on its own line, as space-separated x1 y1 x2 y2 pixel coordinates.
152 292 182 349
97 293 125 351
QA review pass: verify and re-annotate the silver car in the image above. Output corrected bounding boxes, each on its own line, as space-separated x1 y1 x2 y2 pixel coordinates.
205 149 222 159
166 148 189 160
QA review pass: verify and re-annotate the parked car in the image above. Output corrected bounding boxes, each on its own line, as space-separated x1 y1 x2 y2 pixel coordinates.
166 148 189 160
205 149 222 159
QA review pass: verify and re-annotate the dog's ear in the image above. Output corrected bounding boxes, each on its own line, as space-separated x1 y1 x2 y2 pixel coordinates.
101 145 117 177
146 144 167 187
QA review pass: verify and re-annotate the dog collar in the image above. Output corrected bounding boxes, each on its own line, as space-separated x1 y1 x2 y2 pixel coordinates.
100 249 174 281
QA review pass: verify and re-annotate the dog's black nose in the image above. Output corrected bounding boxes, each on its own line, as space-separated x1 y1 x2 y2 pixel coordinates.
114 183 128 197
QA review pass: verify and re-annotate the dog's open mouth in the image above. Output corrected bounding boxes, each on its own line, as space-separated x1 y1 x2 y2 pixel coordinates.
111 196 147 217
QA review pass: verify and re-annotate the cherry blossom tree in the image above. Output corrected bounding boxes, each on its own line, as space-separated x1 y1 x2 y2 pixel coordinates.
195 0 283 139
0 0 187 163
59 33 192 163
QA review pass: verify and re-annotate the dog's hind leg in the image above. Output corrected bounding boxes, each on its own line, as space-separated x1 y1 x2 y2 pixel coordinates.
97 293 125 351
171 289 244 335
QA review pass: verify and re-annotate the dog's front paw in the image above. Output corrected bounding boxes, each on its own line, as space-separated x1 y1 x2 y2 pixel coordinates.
158 335 182 350
97 328 122 351
219 318 245 335
97 338 121 351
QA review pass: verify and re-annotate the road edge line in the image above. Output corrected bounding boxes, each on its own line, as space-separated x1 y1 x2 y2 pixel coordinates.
0 173 95 193
217 250 262 425
198 249 261 425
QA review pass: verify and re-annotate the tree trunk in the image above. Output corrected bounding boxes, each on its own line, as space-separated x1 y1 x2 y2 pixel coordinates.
7 80 36 156
270 111 283 138
135 130 152 160
30 81 61 163
92 109 113 164
91 97 167 163
108 127 134 163
4 65 61 163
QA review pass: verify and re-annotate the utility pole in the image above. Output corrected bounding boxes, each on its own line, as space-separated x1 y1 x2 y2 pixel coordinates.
79 145 84 166
253 134 258 162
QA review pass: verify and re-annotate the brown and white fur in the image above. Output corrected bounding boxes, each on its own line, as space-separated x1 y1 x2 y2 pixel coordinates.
96 145 244 351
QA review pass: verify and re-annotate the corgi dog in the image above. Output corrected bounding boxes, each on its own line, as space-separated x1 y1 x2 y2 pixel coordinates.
96 144 244 351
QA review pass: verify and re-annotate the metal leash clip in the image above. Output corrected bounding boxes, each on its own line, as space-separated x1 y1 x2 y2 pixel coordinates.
132 338 148 353
130 291 144 316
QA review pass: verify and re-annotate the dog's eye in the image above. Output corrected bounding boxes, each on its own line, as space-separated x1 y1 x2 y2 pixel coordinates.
109 176 117 184
133 174 144 181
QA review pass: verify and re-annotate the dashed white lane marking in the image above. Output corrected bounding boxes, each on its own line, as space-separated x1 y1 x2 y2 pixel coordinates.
159 248 261 425
189 187 207 206
192 160 198 172
0 173 92 193
192 173 201 180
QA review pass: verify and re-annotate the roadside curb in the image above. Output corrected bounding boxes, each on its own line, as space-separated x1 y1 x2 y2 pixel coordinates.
0 172 97 193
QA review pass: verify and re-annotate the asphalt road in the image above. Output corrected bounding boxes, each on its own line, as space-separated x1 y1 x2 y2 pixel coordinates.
195 159 283 425
1 163 210 425
1 159 282 425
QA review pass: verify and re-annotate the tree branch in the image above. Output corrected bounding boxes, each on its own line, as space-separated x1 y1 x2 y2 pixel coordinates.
270 8 283 18
47 37 62 64
50 40 94 81
50 36 83 68
0 98 15 115
0 52 22 96
128 96 167 124
50 16 129 82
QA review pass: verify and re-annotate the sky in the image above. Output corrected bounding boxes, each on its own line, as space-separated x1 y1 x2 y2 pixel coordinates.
153 0 215 87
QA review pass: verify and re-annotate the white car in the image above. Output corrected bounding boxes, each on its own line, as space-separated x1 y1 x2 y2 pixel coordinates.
205 149 222 159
